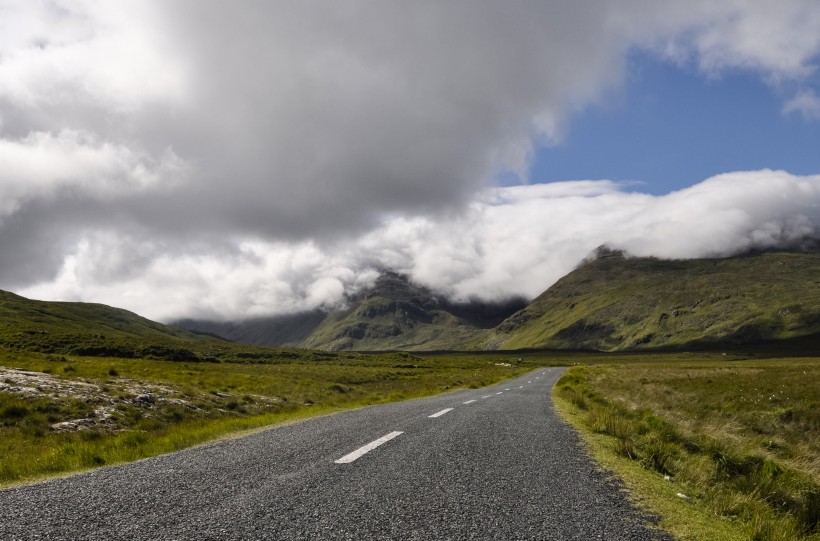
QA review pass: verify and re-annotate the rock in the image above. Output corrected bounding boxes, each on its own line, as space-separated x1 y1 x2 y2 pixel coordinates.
50 418 95 432
136 393 157 404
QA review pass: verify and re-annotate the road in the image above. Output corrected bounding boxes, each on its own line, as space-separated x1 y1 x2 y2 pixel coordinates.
0 368 671 540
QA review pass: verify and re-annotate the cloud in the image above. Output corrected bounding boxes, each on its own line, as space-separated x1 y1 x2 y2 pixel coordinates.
0 130 186 219
18 170 820 321
682 0 820 79
784 89 820 120
1 2 820 320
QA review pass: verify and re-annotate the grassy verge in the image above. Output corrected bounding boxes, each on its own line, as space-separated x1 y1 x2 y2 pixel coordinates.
1 348 539 487
553 359 820 541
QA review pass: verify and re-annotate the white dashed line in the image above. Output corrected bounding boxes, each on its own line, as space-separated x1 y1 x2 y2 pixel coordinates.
463 399 477 404
334 431 403 464
518 386 523 389
528 381 532 384
496 391 503 395
504 388 511 391
481 394 492 399
429 408 454 418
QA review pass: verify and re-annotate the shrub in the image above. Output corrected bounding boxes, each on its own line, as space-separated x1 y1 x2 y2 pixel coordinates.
2 405 29 420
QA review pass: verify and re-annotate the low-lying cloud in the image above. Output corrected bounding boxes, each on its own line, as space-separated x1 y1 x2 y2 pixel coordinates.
18 170 820 322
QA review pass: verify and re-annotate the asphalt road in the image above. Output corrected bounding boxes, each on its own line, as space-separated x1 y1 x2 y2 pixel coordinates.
0 368 672 540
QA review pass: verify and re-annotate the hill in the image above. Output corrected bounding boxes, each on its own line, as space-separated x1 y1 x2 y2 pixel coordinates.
179 272 526 350
486 250 820 351
0 289 322 362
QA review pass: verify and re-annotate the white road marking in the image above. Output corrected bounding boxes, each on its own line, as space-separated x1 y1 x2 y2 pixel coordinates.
496 391 503 395
504 388 511 391
481 394 492 399
518 386 523 389
463 399 477 404
334 431 403 464
528 381 532 384
429 408 454 418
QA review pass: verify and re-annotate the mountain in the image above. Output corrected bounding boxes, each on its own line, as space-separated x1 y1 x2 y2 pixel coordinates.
179 272 526 350
14 249 815 355
486 249 820 351
300 272 526 350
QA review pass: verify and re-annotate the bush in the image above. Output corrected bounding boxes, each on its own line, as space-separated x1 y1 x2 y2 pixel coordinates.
2 405 29 420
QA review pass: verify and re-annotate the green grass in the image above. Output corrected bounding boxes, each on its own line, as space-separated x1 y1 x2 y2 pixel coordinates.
553 358 820 540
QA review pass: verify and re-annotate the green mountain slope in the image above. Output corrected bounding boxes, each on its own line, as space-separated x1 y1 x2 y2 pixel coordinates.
0 290 219 360
301 273 464 350
487 250 820 351
279 272 525 350
180 272 525 351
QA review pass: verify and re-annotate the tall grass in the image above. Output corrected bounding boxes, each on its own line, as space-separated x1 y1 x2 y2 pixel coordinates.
554 359 820 540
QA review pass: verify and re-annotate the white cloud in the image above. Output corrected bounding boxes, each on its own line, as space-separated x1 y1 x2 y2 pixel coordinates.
0 130 187 220
784 89 820 120
685 0 820 79
19 170 820 321
0 0 186 113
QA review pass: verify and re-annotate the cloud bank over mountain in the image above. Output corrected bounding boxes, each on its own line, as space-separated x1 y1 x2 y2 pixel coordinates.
20 170 820 321
1 1 820 320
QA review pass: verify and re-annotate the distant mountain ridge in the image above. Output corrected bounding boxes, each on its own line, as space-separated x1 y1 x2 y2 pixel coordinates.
177 249 820 352
5 249 817 354
179 272 527 350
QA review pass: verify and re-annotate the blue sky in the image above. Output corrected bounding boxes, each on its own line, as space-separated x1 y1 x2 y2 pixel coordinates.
531 52 820 194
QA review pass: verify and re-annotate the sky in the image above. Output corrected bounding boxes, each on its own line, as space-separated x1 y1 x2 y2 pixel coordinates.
1 0 819 322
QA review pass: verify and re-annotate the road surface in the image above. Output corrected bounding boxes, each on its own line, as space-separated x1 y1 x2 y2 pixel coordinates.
0 368 671 540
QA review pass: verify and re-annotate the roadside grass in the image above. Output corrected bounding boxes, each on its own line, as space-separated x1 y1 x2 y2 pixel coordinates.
0 348 537 487
553 359 820 541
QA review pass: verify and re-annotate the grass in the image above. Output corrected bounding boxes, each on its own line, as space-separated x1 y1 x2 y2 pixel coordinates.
0 347 540 486
553 358 820 540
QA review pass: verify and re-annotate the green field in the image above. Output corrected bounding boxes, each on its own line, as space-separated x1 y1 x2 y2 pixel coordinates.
554 357 820 541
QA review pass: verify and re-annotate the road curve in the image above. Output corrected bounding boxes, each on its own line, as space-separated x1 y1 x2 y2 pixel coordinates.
0 368 671 540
